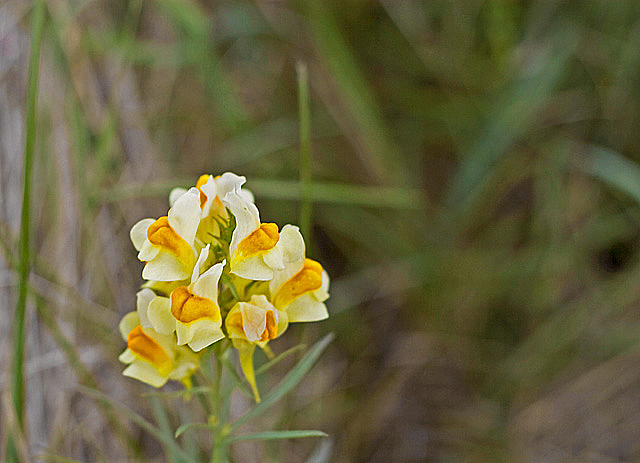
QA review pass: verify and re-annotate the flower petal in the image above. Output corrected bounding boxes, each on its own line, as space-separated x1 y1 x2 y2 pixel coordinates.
136 288 155 329
223 187 261 256
187 320 225 352
239 302 268 342
119 312 140 340
234 340 260 402
168 187 201 245
123 360 168 387
191 245 210 284
138 240 160 262
130 219 155 251
147 296 175 335
285 294 329 323
192 260 225 302
231 255 274 281
143 251 190 281
118 348 136 364
169 188 188 207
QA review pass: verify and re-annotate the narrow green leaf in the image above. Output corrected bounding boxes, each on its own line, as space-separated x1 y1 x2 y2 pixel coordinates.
174 422 214 439
221 356 254 399
142 386 214 399
230 333 334 432
227 430 327 443
297 61 313 241
255 344 306 376
9 2 46 460
81 387 197 463
581 145 640 204
150 396 183 463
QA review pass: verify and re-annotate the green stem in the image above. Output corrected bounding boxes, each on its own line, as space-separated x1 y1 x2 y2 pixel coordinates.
8 1 45 460
296 61 313 242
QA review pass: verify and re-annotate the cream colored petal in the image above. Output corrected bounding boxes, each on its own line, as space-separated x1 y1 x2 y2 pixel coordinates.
118 348 136 364
239 188 254 204
250 294 275 311
169 188 188 207
123 360 168 388
168 187 201 245
187 320 225 352
262 245 284 271
168 347 201 380
278 225 305 263
118 312 140 340
191 245 210 283
138 240 160 262
136 289 155 329
192 260 225 302
269 259 305 297
147 296 175 335
175 322 193 346
223 188 261 256
313 270 330 302
285 294 328 323
216 172 247 199
130 219 155 251
199 175 218 217
240 302 267 342
231 255 274 281
276 310 289 339
143 252 190 281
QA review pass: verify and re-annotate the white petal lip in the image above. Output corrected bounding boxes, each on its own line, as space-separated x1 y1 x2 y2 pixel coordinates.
147 296 175 335
230 255 274 281
240 302 267 342
168 187 201 245
123 361 168 387
119 312 140 340
142 251 190 281
175 319 224 351
191 244 210 283
216 172 247 200
169 187 188 207
136 288 156 329
192 260 225 302
223 187 261 256
285 294 329 322
130 218 155 251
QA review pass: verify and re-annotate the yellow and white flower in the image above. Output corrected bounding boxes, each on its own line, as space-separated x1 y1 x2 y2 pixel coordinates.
118 304 200 388
222 186 285 280
268 225 329 322
225 294 288 401
146 245 226 352
170 172 254 243
130 187 201 281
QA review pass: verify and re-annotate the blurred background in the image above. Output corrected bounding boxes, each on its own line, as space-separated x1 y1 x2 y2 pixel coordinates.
5 0 640 461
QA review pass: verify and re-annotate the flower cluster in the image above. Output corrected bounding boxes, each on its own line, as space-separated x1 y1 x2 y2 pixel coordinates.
118 173 329 401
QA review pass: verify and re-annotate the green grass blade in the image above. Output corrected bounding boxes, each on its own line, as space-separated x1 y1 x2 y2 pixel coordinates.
230 333 334 432
297 61 313 241
226 430 327 443
8 1 46 460
81 387 197 463
255 345 306 376
150 396 183 463
174 422 214 439
581 145 640 204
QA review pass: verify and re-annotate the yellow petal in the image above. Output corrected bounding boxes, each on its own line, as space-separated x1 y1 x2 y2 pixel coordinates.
147 296 175 334
136 288 155 329
143 251 191 281
119 312 140 340
123 360 168 388
170 286 221 324
146 217 195 270
272 259 323 309
130 218 155 251
235 223 279 261
235 340 260 403
285 294 328 323
175 318 224 351
127 326 173 375
230 254 274 281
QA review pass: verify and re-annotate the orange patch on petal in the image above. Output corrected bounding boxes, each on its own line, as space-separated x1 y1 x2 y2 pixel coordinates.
273 259 323 308
196 175 210 209
127 326 172 373
147 217 195 267
236 223 279 260
259 310 278 341
170 286 221 324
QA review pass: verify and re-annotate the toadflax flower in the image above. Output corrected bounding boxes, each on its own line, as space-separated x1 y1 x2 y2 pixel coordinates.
118 290 200 387
146 245 226 352
130 188 201 281
225 295 288 401
170 172 253 243
268 225 329 322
